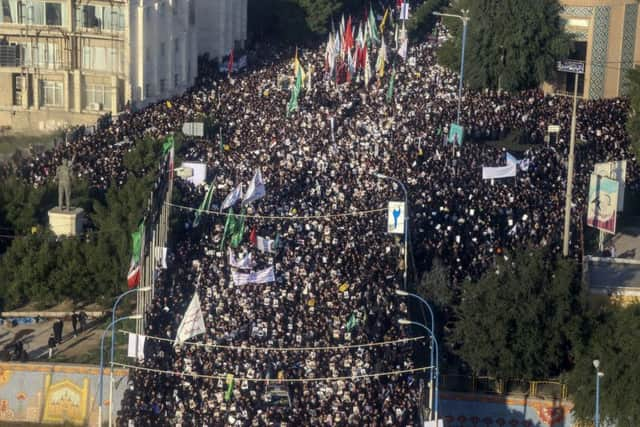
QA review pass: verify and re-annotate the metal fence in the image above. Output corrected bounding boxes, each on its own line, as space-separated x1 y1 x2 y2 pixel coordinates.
440 374 568 400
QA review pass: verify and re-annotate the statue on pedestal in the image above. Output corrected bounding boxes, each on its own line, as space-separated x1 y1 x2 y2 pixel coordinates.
56 157 73 210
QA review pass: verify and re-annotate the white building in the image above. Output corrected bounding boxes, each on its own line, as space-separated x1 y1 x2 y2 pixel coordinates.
0 0 247 131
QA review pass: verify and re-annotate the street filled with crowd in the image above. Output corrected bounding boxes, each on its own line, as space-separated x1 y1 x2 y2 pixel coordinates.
1 15 637 426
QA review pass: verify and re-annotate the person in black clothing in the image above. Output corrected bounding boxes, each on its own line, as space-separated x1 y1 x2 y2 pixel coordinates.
48 334 57 359
71 312 79 337
53 318 63 344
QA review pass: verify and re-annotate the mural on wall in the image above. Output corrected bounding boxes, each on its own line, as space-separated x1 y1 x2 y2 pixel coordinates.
440 393 573 427
41 376 90 425
0 363 127 426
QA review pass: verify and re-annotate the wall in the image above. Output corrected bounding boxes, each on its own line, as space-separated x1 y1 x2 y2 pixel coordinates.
0 362 128 426
441 392 574 426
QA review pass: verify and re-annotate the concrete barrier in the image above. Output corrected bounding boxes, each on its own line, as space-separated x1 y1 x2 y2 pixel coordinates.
0 362 127 426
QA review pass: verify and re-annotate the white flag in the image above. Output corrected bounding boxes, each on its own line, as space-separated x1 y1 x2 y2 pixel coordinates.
398 37 408 60
232 266 276 286
127 333 146 359
257 236 275 253
155 246 168 269
400 2 410 20
221 184 243 210
174 293 206 345
482 163 517 180
242 169 266 205
228 248 254 269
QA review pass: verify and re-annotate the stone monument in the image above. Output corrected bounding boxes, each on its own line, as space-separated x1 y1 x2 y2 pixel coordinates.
48 158 84 236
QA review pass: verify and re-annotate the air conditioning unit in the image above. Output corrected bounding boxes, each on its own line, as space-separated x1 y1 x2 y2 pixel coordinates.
87 102 102 111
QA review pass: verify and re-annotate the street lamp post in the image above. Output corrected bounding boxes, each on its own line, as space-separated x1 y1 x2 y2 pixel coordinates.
98 314 143 427
399 319 439 422
557 60 584 257
395 290 436 418
108 287 151 427
373 172 409 290
433 10 470 124
593 359 604 427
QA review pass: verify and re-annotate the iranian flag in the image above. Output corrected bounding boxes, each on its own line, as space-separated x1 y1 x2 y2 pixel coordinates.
127 222 144 289
163 135 175 180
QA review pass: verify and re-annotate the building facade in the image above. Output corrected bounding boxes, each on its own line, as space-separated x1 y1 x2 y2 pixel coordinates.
0 0 246 131
556 0 640 99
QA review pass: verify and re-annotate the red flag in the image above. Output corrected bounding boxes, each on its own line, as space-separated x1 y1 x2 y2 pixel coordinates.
127 257 141 289
344 16 353 51
228 49 234 75
396 0 403 9
249 226 257 246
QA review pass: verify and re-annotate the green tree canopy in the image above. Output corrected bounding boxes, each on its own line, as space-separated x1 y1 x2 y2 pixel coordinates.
626 68 640 160
438 0 571 91
451 247 585 379
567 305 640 425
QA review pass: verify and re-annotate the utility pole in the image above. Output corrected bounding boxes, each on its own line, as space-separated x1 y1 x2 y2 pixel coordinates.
558 60 585 257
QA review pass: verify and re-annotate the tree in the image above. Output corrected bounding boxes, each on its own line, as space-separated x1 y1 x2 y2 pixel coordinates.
438 0 571 91
626 68 640 160
406 0 448 41
297 0 342 35
567 305 640 426
451 247 585 379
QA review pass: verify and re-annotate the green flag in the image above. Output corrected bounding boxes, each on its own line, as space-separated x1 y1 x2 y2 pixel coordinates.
131 222 144 263
220 208 237 250
193 183 215 228
368 6 380 43
162 135 174 155
287 66 303 116
346 313 358 332
224 374 234 401
386 67 396 104
230 208 246 248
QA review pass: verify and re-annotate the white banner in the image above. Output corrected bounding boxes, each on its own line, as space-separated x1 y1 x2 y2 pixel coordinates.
175 293 206 345
228 248 254 269
387 201 406 234
257 236 275 253
181 162 207 186
232 266 276 286
242 169 266 205
182 122 204 137
127 333 146 359
482 163 517 180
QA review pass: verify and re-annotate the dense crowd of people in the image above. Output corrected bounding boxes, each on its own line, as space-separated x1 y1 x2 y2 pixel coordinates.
1 13 637 426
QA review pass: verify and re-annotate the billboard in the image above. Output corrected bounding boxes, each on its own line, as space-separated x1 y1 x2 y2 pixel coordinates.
387 201 406 234
593 160 626 212
586 174 619 234
448 123 464 145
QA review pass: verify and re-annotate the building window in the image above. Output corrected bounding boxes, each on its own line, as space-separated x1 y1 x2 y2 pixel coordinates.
174 37 179 54
45 2 61 26
41 80 63 106
159 79 165 92
144 83 151 98
188 0 194 25
160 42 165 57
174 73 178 88
84 84 112 110
82 5 99 27
13 74 23 105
